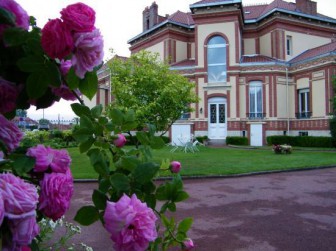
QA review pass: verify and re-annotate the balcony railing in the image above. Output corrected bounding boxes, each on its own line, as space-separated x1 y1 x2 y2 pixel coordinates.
295 112 312 119
247 113 265 120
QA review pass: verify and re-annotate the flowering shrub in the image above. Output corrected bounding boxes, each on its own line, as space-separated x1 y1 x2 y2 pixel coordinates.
272 144 292 154
0 1 193 250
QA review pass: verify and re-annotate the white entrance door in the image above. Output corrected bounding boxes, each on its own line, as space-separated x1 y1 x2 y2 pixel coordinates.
250 124 263 146
208 97 227 139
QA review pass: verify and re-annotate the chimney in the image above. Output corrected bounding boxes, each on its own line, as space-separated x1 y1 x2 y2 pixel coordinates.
142 2 159 32
296 0 317 15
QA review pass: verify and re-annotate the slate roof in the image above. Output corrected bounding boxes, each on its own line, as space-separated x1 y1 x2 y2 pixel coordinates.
168 11 194 26
240 55 280 64
289 41 336 64
191 0 239 5
171 59 196 68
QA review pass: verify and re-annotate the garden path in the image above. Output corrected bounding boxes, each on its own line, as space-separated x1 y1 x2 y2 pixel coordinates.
66 167 336 251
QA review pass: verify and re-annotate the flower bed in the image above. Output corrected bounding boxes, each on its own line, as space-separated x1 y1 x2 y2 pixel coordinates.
273 144 292 154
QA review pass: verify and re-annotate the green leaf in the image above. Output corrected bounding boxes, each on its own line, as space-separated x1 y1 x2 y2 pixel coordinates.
3 27 28 46
72 128 93 142
79 71 98 100
17 55 45 73
91 104 103 118
108 108 124 125
144 194 156 209
66 67 80 90
71 103 91 118
118 156 140 172
46 62 62 87
87 149 109 176
174 191 189 202
136 131 150 145
110 173 130 193
0 8 15 26
12 156 35 176
92 189 107 210
79 137 95 153
74 206 99 226
155 185 169 201
80 115 94 130
133 162 160 185
177 218 193 233
167 202 176 212
26 71 49 99
98 178 111 193
150 136 165 149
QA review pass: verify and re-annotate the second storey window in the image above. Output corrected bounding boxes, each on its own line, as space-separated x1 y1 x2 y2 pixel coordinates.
297 88 311 118
249 81 263 119
207 36 226 83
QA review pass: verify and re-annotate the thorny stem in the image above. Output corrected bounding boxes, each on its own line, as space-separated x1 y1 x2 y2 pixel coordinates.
153 208 182 245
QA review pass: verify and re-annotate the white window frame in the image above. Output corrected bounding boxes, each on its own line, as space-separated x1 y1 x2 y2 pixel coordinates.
298 88 310 113
249 81 263 118
207 36 227 83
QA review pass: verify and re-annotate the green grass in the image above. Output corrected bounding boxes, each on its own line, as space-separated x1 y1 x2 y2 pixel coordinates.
67 146 336 179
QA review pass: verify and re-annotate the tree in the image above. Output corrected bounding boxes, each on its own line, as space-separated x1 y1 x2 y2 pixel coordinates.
108 51 198 135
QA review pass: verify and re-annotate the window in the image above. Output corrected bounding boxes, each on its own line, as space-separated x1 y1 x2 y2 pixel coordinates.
248 81 263 119
207 36 226 83
299 131 308 136
297 89 311 119
286 35 293 56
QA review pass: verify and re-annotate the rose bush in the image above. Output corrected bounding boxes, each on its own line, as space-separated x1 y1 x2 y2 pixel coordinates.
0 0 194 250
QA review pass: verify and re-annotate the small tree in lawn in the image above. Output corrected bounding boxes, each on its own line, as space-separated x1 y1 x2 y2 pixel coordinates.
107 50 198 136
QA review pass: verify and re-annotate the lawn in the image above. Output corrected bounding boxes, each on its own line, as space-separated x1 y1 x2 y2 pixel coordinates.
67 146 336 179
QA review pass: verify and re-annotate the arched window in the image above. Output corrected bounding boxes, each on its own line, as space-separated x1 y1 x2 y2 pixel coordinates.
207 36 227 83
249 81 263 119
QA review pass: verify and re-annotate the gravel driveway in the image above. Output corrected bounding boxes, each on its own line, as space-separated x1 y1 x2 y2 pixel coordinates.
65 167 336 251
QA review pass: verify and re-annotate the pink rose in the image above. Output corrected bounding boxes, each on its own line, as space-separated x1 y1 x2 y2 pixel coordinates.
104 194 157 251
27 145 71 173
52 83 80 101
8 216 39 247
0 192 4 226
0 77 19 114
72 29 104 79
114 134 127 148
39 170 74 220
61 3 96 32
0 173 38 220
170 161 181 173
0 0 29 36
0 114 23 153
183 238 194 250
49 148 72 173
60 59 72 76
41 18 74 59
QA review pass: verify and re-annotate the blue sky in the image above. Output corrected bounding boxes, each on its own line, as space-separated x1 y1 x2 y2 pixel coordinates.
14 0 336 120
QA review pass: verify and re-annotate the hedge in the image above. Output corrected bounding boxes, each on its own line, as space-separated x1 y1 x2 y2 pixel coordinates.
330 117 336 146
226 136 248 146
266 135 334 148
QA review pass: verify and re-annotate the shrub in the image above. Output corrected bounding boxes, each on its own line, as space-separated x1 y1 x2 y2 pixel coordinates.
226 136 248 146
195 136 208 144
50 130 63 139
161 136 170 144
267 135 334 148
330 117 336 146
